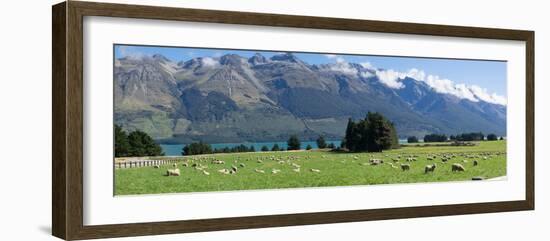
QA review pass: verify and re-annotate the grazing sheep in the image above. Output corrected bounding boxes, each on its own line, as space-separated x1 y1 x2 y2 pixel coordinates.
182 163 189 167
452 163 466 172
441 158 448 163
172 163 178 168
231 165 238 172
255 169 265 174
370 159 383 165
310 168 321 173
239 163 246 168
271 169 281 174
218 169 230 174
473 160 479 166
212 160 225 164
166 168 180 176
293 168 301 173
389 163 398 169
153 165 160 169
257 160 263 163
401 164 411 171
462 159 469 163
202 170 210 176
424 163 437 174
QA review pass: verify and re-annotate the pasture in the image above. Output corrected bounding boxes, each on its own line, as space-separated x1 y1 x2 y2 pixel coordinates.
114 141 506 195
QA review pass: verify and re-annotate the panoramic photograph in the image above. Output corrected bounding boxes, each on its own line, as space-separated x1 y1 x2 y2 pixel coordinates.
113 44 507 195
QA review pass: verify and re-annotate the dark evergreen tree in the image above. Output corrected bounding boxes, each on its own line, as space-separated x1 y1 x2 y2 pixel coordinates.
316 135 327 149
271 144 281 151
114 125 130 157
424 133 448 142
261 145 269 151
127 130 164 156
487 133 498 141
343 112 398 152
365 112 394 152
287 135 301 150
182 141 212 155
306 144 312 150
407 136 419 143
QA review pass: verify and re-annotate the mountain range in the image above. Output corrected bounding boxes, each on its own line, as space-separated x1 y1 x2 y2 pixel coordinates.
114 52 506 143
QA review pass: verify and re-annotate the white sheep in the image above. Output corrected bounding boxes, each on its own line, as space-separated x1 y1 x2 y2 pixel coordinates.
255 169 265 174
401 163 411 171
166 168 180 176
452 163 466 172
310 168 321 173
424 163 437 174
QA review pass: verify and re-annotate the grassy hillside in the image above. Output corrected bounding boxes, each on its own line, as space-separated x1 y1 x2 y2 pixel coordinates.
115 141 506 195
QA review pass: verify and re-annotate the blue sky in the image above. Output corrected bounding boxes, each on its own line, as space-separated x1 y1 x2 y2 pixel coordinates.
115 44 507 97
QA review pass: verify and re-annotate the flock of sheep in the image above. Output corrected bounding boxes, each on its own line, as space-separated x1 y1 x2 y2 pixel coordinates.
153 151 504 180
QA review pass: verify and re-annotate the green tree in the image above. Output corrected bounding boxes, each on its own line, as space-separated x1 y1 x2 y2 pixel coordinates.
261 145 269 151
344 118 360 151
343 112 398 152
114 125 130 157
365 112 394 152
407 136 419 143
487 133 498 141
127 130 164 156
287 135 301 150
306 144 312 150
316 136 327 149
182 141 212 155
271 144 281 151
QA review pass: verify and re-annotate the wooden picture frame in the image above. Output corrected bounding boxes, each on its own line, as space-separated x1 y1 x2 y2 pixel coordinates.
52 1 534 240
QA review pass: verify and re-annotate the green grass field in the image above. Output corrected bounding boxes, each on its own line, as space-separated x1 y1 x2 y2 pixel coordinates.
115 141 506 195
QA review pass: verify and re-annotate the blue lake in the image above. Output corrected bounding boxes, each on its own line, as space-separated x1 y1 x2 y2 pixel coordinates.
161 139 408 156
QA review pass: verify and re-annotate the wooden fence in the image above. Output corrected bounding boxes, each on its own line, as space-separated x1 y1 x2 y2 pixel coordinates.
114 159 179 169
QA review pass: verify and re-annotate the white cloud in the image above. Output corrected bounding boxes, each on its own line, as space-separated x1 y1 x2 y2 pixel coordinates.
210 51 507 106
374 69 405 89
324 54 358 75
360 62 374 69
366 65 506 105
469 85 507 105
329 62 357 75
201 57 219 67
360 71 374 78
